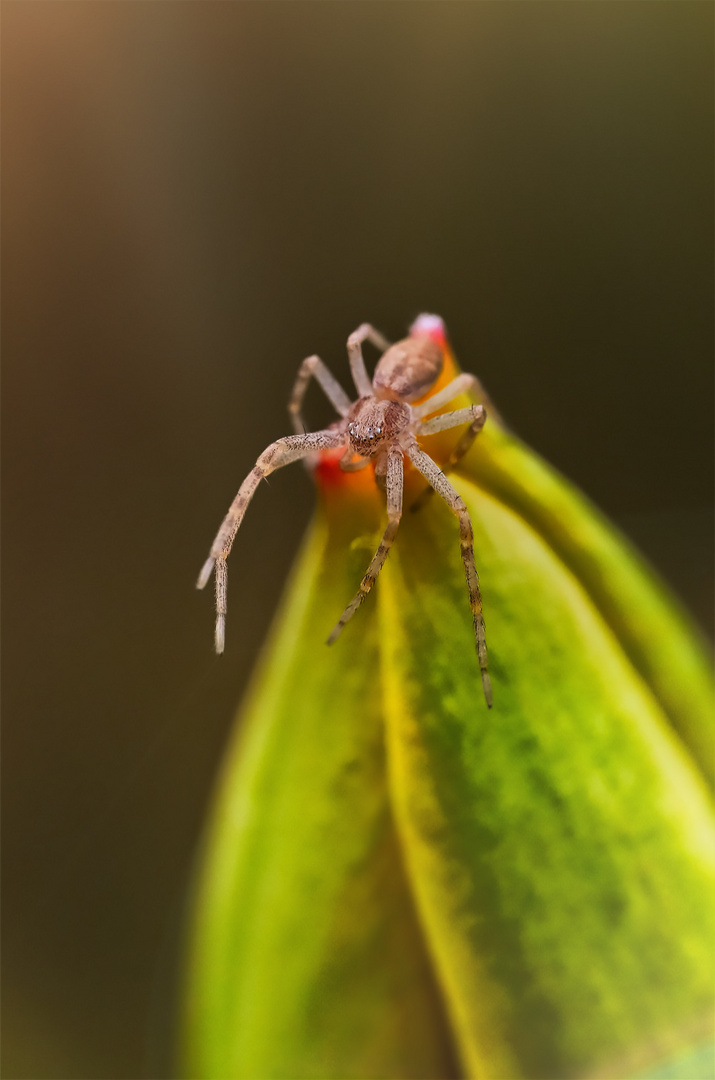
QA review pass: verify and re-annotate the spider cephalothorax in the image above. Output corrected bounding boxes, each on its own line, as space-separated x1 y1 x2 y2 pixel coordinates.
198 315 494 706
346 398 410 456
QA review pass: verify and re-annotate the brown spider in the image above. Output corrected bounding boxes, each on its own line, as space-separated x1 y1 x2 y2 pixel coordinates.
198 314 493 707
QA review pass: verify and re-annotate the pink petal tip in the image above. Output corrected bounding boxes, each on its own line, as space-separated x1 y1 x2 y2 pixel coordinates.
409 313 447 345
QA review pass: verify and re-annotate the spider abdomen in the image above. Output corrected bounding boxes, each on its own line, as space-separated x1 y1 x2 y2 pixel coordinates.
372 336 443 403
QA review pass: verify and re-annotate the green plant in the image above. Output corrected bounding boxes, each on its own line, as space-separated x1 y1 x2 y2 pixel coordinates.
181 331 714 1080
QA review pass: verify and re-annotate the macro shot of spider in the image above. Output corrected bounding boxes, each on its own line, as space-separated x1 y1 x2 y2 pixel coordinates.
198 314 493 707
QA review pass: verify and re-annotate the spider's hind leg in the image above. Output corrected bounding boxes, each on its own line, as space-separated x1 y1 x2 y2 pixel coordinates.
327 445 402 643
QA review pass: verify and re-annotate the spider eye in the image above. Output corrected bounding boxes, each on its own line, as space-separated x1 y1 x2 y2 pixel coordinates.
376 427 382 435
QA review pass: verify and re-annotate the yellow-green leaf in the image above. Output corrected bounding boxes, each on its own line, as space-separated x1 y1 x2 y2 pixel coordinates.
181 329 714 1080
381 474 713 1079
182 505 461 1079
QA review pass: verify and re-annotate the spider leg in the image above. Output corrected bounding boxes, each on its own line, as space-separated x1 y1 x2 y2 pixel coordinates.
288 354 352 435
405 441 493 708
416 403 486 485
327 444 403 643
347 323 391 398
412 372 499 422
198 427 346 652
412 401 488 513
438 408 488 480
417 404 486 439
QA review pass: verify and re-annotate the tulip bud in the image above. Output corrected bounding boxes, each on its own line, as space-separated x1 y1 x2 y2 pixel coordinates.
182 321 714 1080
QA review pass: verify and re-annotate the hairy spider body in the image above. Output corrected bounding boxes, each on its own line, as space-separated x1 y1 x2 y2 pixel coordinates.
347 399 410 455
372 335 444 402
198 315 493 707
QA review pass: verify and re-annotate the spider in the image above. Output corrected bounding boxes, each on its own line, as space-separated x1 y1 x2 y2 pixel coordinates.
198 314 493 707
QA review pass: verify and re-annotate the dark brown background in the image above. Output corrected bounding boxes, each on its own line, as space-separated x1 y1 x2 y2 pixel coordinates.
3 3 713 1077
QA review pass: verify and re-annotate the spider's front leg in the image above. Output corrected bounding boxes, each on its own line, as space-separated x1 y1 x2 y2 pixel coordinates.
405 440 493 708
327 443 403 643
198 427 346 652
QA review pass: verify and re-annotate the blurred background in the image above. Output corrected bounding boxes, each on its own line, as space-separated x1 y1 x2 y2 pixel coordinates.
2 3 713 1077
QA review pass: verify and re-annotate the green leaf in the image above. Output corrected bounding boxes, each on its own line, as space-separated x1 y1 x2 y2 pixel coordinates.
183 505 461 1079
474 423 714 786
380 469 714 1079
181 341 714 1080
